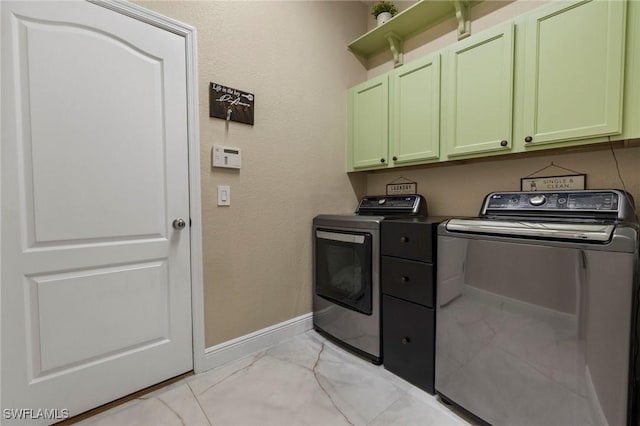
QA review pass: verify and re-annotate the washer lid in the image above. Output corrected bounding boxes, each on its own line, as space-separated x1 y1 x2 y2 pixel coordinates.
445 218 615 242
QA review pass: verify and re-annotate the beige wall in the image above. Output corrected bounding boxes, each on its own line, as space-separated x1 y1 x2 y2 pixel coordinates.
134 1 368 347
367 143 640 217
133 1 639 349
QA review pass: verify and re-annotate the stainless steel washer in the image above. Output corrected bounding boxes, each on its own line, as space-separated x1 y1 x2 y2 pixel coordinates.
436 190 639 426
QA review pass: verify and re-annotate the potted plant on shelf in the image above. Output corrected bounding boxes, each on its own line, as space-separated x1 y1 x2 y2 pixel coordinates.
371 0 398 27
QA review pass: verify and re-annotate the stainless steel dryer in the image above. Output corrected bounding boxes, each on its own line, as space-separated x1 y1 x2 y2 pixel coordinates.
313 195 426 364
436 190 639 426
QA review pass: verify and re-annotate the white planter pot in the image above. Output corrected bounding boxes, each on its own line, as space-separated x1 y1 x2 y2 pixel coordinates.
376 12 392 26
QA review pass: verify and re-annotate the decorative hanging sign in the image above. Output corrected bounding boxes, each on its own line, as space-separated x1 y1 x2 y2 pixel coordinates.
520 162 586 191
521 174 586 191
209 82 254 125
386 176 417 195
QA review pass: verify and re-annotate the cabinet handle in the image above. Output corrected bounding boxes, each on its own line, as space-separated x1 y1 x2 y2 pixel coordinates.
400 276 409 283
400 236 409 243
525 136 533 143
380 158 386 163
401 337 411 344
500 140 508 147
392 156 398 161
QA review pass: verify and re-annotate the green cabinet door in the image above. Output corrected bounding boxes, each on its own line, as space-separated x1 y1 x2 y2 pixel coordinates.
442 23 515 157
522 0 626 146
389 54 440 165
348 74 389 170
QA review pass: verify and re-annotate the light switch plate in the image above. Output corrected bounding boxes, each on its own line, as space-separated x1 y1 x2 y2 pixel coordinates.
217 185 230 206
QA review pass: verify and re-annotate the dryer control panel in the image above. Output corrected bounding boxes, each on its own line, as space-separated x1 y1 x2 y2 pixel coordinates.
356 195 427 216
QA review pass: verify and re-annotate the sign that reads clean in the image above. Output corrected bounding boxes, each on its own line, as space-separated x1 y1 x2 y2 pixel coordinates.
521 174 586 191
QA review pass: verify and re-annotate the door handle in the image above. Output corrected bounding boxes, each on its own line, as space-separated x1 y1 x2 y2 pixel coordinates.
173 218 187 230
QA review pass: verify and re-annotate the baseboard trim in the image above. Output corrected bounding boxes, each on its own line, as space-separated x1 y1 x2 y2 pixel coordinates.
197 313 313 373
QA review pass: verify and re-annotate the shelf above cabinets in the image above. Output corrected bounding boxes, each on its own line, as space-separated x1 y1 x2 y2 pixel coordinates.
348 0 481 67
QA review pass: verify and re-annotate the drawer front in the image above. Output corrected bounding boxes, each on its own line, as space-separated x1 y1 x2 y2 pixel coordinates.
381 256 434 307
381 221 433 262
382 295 435 394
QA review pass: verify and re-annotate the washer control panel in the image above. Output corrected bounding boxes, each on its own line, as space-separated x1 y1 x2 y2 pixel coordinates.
481 190 636 221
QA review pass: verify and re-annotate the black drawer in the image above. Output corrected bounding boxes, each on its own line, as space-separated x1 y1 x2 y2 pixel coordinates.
382 295 435 394
381 221 433 262
381 256 434 307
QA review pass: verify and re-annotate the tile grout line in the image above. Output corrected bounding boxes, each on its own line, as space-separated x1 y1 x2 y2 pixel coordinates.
155 395 187 426
365 392 406 426
187 382 214 426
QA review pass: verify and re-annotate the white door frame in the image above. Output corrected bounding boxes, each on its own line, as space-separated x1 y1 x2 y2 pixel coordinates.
0 3 205 414
88 0 207 374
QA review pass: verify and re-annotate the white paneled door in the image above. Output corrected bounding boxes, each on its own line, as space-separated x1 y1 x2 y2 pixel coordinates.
1 1 193 423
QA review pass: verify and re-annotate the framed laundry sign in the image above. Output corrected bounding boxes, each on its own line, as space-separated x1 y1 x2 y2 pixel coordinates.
521 174 586 191
386 177 417 195
209 82 255 125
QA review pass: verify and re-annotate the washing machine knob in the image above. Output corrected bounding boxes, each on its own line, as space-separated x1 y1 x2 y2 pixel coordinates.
529 195 547 206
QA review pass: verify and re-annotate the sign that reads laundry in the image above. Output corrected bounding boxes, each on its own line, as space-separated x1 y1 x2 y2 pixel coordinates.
209 82 254 125
386 182 417 195
521 174 586 191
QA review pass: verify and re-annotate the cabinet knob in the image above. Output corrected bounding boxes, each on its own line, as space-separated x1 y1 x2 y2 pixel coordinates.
525 136 533 143
400 276 409 284
392 156 398 161
400 236 409 243
500 140 508 147
401 337 411 345
380 158 386 163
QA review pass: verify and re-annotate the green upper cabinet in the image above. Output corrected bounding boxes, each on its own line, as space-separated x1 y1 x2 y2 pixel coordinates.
442 23 515 157
346 0 638 172
348 74 389 171
521 0 626 147
389 54 440 166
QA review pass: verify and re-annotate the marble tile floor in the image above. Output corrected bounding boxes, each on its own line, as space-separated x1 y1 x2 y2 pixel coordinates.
78 330 473 426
